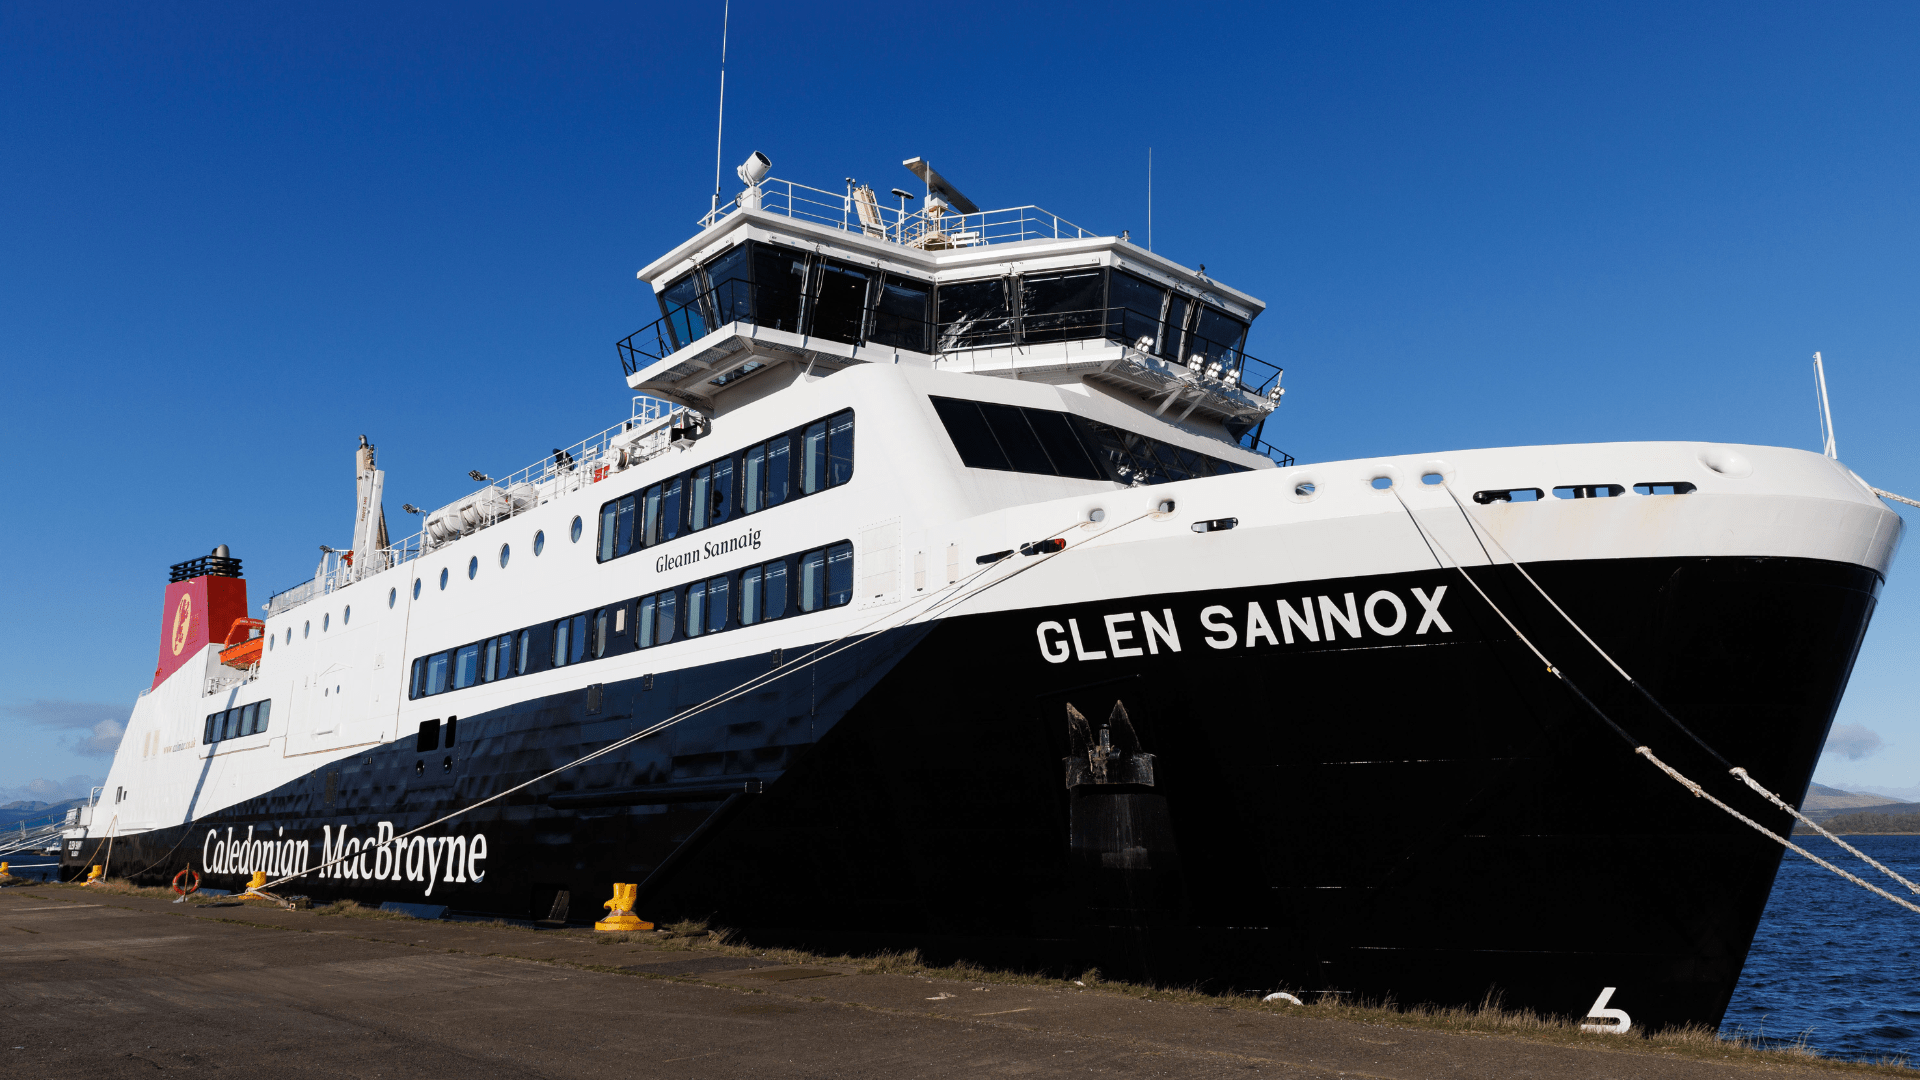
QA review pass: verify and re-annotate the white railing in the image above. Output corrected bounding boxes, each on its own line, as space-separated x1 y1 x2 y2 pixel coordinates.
265 396 687 617
698 177 1095 250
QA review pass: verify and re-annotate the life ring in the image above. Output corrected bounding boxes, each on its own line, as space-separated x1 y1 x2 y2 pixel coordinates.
171 868 201 896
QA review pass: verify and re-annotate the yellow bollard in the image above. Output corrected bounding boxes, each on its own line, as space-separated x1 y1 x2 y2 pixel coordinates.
595 883 653 932
242 871 272 899
0 861 9 877
83 865 104 885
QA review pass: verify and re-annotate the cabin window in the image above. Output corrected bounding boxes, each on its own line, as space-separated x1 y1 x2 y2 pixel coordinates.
1108 271 1167 354
1020 269 1105 343
552 614 587 667
706 575 731 633
750 244 808 333
689 465 712 531
468 556 478 580
828 410 854 486
661 477 684 542
638 594 657 648
515 629 532 674
656 589 678 645
452 643 481 689
765 434 793 507
592 606 615 658
687 582 707 637
809 258 870 345
599 501 617 561
710 457 734 525
439 568 449 590
389 587 397 608
499 543 510 569
255 700 270 733
742 445 766 515
799 550 826 612
979 403 1053 474
570 516 583 543
801 420 829 494
533 530 545 556
426 652 450 695
343 605 351 625
937 277 1014 349
929 396 1247 484
323 613 330 632
240 702 258 735
741 561 786 625
827 541 853 607
870 275 931 352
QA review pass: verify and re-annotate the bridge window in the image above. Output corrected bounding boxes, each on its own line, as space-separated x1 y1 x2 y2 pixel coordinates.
937 277 1014 349
870 275 931 352
1109 271 1168 355
1020 270 1105 343
809 259 871 345
1191 307 1248 365
751 244 808 333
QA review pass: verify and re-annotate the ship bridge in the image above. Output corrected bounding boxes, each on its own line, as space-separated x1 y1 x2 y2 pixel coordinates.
620 157 1284 443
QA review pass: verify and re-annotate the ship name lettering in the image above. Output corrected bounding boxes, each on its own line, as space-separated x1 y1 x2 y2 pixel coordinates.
1041 587 1449 663
657 528 763 573
199 822 487 895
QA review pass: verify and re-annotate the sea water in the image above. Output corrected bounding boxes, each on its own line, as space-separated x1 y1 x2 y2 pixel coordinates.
1723 833 1920 1062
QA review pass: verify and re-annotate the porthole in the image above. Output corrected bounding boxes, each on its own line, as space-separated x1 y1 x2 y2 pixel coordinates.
388 587 397 608
1370 476 1394 490
413 578 422 600
570 516 583 543
468 556 478 580
439 568 449 591
499 543 511 569
303 620 310 639
533 530 546 556
323 613 330 632
268 636 275 652
343 605 351 625
285 627 293 644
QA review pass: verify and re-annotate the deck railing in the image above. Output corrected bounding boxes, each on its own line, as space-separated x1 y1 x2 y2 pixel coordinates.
698 177 1092 251
263 396 687 617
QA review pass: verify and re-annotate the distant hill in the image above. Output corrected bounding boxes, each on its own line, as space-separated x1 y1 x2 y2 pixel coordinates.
1798 783 1911 822
1798 811 1920 835
0 798 84 831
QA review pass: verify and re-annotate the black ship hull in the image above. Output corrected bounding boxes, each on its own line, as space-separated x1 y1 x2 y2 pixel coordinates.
73 553 1879 1030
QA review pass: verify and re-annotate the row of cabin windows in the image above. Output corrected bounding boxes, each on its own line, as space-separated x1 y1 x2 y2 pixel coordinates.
204 700 272 745
596 409 852 564
929 397 1252 486
657 240 1250 365
408 540 854 700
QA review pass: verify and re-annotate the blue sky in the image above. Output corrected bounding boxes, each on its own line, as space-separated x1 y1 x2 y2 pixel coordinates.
2 1 1915 802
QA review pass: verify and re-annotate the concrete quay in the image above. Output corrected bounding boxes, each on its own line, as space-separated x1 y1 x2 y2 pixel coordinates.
0 884 1887 1078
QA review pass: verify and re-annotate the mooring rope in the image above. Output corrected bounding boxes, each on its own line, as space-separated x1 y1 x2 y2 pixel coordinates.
259 508 1161 890
1873 488 1920 510
1397 486 1920 914
1437 482 1920 900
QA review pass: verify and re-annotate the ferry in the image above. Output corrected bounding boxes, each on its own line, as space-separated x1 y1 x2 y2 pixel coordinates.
67 153 1901 1030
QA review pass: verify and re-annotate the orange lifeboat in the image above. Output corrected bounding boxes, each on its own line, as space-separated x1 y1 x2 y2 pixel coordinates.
218 618 266 669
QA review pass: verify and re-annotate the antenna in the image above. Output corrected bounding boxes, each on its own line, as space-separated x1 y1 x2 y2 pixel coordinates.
1813 352 1838 459
1147 147 1153 252
710 0 730 218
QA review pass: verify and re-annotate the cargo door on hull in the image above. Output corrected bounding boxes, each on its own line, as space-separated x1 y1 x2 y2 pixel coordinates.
288 664 379 756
